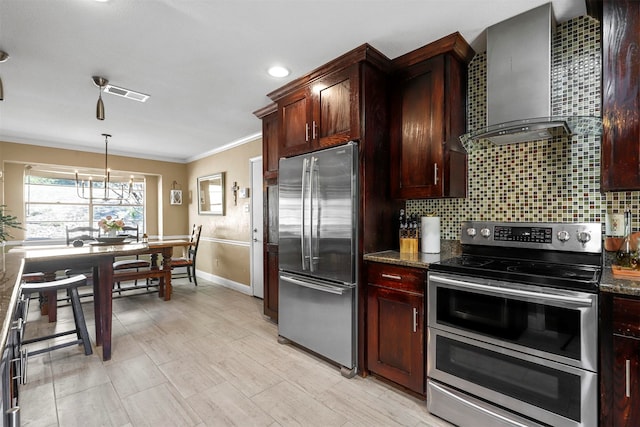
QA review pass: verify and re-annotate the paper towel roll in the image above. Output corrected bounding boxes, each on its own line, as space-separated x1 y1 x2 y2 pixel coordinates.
421 216 440 253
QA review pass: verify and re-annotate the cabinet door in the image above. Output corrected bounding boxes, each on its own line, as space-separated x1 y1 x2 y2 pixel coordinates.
263 244 279 321
314 65 359 148
601 0 640 191
613 334 640 427
262 110 279 177
367 284 424 394
390 56 445 199
279 87 312 158
263 179 279 320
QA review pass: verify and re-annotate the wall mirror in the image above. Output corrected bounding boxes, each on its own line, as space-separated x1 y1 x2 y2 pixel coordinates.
198 172 225 215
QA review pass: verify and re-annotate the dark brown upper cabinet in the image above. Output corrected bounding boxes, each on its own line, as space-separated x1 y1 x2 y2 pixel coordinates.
275 65 359 158
601 0 640 191
390 33 474 199
267 44 392 159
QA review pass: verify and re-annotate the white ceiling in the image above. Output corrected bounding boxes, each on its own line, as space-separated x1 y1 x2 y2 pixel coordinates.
0 0 587 163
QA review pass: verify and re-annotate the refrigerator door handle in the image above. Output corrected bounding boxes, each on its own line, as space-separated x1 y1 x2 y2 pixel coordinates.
300 157 308 270
280 274 346 295
309 155 317 272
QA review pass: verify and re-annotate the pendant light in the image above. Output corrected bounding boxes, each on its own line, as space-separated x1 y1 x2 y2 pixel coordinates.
93 76 108 120
0 50 9 101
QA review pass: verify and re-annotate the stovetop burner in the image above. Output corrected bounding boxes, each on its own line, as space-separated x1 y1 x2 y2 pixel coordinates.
430 254 601 292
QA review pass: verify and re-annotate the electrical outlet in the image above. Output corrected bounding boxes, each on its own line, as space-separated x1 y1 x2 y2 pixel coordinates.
606 213 625 236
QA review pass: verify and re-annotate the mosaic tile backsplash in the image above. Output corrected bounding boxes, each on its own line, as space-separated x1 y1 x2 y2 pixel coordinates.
406 16 638 240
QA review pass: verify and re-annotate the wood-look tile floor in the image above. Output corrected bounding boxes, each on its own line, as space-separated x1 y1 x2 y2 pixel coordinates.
19 278 453 427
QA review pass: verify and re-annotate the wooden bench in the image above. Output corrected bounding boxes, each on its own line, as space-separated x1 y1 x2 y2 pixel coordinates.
112 266 172 300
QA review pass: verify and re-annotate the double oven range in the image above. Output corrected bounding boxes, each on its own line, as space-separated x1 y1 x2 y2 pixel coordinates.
427 221 602 427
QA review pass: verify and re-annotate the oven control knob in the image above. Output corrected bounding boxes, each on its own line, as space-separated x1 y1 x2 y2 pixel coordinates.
577 231 592 244
480 228 491 238
557 230 571 242
466 228 477 237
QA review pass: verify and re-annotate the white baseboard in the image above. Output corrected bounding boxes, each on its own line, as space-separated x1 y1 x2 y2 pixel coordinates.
195 270 252 295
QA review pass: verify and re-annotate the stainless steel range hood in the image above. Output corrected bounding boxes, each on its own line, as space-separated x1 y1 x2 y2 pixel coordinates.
462 3 601 146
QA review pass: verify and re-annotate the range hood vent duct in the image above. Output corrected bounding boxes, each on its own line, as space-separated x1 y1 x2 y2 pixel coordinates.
461 3 601 148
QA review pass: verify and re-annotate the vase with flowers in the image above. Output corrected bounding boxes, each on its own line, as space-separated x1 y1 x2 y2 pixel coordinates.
98 215 125 237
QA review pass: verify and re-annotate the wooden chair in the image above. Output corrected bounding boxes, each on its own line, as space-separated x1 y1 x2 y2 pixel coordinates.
171 224 202 286
111 224 152 293
63 225 100 300
66 225 99 246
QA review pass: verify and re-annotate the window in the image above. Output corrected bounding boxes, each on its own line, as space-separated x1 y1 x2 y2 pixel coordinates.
24 168 145 240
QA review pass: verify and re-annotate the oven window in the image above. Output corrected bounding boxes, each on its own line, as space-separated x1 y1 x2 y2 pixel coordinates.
436 288 581 360
436 335 581 422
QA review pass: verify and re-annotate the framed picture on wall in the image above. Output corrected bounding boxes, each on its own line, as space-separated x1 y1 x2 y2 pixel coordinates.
170 189 183 205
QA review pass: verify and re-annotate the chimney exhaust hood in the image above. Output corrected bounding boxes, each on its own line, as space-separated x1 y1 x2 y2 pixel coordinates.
462 3 601 147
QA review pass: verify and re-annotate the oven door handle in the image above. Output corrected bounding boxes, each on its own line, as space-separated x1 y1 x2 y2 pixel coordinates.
430 274 594 308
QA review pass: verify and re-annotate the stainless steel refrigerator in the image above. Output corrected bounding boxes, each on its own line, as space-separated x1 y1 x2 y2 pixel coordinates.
278 142 358 377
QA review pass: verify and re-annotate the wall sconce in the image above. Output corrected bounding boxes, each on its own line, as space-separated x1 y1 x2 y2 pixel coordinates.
170 180 182 205
231 181 240 205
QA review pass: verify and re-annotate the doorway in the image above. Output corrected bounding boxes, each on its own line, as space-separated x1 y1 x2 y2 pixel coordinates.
250 157 264 298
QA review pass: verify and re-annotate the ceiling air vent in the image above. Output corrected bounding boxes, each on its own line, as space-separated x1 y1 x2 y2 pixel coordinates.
103 84 150 102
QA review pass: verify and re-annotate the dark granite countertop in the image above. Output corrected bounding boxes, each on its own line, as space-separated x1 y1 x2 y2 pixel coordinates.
363 240 462 269
600 268 640 297
599 250 640 297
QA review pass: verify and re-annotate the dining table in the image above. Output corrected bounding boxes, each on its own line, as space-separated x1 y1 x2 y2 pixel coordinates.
18 239 192 361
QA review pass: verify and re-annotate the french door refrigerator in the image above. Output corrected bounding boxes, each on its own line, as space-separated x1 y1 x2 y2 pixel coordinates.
278 142 358 377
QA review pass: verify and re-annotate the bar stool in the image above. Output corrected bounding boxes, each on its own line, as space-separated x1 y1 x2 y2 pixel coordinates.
20 274 93 359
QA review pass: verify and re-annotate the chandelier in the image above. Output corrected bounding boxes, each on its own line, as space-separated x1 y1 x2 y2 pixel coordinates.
75 133 133 202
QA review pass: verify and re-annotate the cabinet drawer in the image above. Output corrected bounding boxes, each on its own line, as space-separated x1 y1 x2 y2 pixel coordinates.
367 263 425 294
613 296 640 338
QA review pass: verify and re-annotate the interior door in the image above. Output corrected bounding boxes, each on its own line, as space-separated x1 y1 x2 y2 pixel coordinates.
250 157 264 298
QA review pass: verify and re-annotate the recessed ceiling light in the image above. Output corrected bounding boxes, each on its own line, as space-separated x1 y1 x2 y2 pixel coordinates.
268 66 290 78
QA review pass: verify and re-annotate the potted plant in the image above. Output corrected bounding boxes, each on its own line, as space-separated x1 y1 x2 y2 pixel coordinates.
0 205 22 243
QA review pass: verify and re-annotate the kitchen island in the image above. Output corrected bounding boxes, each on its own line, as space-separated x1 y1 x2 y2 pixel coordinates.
0 251 26 423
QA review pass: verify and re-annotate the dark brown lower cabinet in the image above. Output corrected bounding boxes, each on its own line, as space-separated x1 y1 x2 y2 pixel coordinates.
263 244 278 321
601 293 640 427
612 334 640 426
366 263 425 395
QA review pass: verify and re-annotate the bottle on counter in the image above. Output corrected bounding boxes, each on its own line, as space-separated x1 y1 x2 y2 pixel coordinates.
616 207 638 268
142 233 149 244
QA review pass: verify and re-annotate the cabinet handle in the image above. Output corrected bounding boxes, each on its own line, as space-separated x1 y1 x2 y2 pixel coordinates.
11 318 23 332
305 123 310 142
312 120 317 140
626 359 631 398
434 163 439 184
412 308 418 333
381 273 402 280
